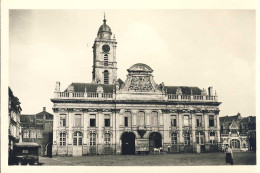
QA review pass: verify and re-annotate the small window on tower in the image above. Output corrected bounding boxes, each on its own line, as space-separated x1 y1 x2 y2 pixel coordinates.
104 70 109 84
104 54 108 66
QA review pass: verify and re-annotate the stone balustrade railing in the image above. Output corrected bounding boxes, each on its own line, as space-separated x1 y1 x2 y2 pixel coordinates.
55 92 217 102
55 92 113 99
167 94 217 102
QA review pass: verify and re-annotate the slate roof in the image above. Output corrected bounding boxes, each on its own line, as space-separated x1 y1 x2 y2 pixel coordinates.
64 83 115 93
165 86 202 95
36 110 53 120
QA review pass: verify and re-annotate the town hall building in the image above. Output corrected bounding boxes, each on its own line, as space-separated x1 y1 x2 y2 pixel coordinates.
51 16 221 156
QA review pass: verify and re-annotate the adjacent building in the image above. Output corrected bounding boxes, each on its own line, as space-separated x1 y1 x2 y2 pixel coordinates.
8 87 22 164
20 107 53 157
51 16 222 156
220 113 256 151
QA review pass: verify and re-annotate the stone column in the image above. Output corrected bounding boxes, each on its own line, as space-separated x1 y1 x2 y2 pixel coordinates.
52 111 58 156
204 114 209 143
97 111 103 154
67 110 73 156
178 113 184 152
83 111 88 155
216 113 220 142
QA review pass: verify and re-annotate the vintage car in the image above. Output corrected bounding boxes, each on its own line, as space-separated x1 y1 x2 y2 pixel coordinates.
13 142 41 165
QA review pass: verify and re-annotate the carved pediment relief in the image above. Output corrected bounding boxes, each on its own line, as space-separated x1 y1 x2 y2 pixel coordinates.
128 76 154 91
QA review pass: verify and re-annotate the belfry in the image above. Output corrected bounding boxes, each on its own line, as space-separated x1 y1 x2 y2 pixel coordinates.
51 16 221 156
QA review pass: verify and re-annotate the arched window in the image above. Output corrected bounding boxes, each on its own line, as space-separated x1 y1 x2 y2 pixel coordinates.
184 133 190 146
60 133 66 146
104 133 111 146
171 133 177 145
73 131 83 145
151 111 158 126
90 133 96 146
196 131 204 144
137 111 145 126
104 70 109 84
104 54 108 66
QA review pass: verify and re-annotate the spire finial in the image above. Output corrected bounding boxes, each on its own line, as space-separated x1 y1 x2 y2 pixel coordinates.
103 12 106 24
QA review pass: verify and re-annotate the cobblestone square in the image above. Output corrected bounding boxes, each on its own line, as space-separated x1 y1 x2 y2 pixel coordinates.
39 151 256 166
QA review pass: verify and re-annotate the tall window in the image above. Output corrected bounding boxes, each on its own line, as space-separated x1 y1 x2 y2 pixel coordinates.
209 115 214 127
184 115 189 127
74 114 82 127
37 131 42 138
23 130 29 138
60 114 66 127
209 132 215 144
30 131 36 138
124 117 128 127
104 114 110 127
104 70 109 84
151 111 158 126
104 133 111 146
184 133 190 145
171 133 177 145
90 133 96 146
124 112 131 127
60 133 66 146
73 132 83 145
90 114 96 127
196 115 202 127
196 131 204 144
171 115 177 127
137 111 145 126
104 54 108 66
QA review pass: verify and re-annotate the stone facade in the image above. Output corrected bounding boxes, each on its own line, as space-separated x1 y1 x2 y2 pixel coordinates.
51 17 221 156
8 87 22 164
220 113 256 151
20 107 53 156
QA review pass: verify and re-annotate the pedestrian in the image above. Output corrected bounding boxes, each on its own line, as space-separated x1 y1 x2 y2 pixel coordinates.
225 145 234 165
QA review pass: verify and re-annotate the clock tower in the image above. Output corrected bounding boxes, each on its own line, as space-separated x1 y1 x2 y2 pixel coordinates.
92 15 117 84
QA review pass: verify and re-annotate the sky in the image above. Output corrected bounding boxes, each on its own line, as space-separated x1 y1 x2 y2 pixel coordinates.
9 9 255 117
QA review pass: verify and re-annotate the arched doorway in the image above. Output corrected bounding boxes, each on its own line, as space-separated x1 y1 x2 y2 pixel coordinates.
121 132 135 155
231 139 240 149
149 132 162 152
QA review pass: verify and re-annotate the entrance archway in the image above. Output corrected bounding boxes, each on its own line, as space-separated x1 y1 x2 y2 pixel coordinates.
121 132 135 155
149 132 162 152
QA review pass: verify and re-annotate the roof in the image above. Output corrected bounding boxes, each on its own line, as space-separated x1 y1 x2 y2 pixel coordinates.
98 19 112 34
20 114 35 122
14 142 41 147
127 63 153 73
36 111 53 119
165 86 202 95
65 83 114 93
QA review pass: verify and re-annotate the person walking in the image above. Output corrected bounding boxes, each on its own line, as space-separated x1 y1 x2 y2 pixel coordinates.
225 145 234 165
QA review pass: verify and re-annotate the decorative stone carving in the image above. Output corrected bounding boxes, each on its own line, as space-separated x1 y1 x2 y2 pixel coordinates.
96 85 104 93
176 87 182 95
128 76 153 91
67 85 74 92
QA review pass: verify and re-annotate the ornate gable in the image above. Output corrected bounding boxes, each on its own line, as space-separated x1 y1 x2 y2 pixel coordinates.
120 63 162 93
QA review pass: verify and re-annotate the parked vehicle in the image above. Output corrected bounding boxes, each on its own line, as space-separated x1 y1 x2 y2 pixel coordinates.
13 142 41 165
136 139 149 155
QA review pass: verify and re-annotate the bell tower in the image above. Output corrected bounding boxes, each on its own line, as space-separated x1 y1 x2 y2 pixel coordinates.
92 15 117 84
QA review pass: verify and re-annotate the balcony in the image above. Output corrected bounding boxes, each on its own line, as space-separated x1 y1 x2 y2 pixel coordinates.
54 92 113 100
167 94 217 102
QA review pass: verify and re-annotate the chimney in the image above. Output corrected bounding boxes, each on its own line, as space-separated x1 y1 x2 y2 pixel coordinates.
43 107 46 111
208 86 213 96
55 82 60 92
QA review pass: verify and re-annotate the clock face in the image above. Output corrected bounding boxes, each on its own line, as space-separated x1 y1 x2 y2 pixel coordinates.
103 33 109 39
102 44 110 53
